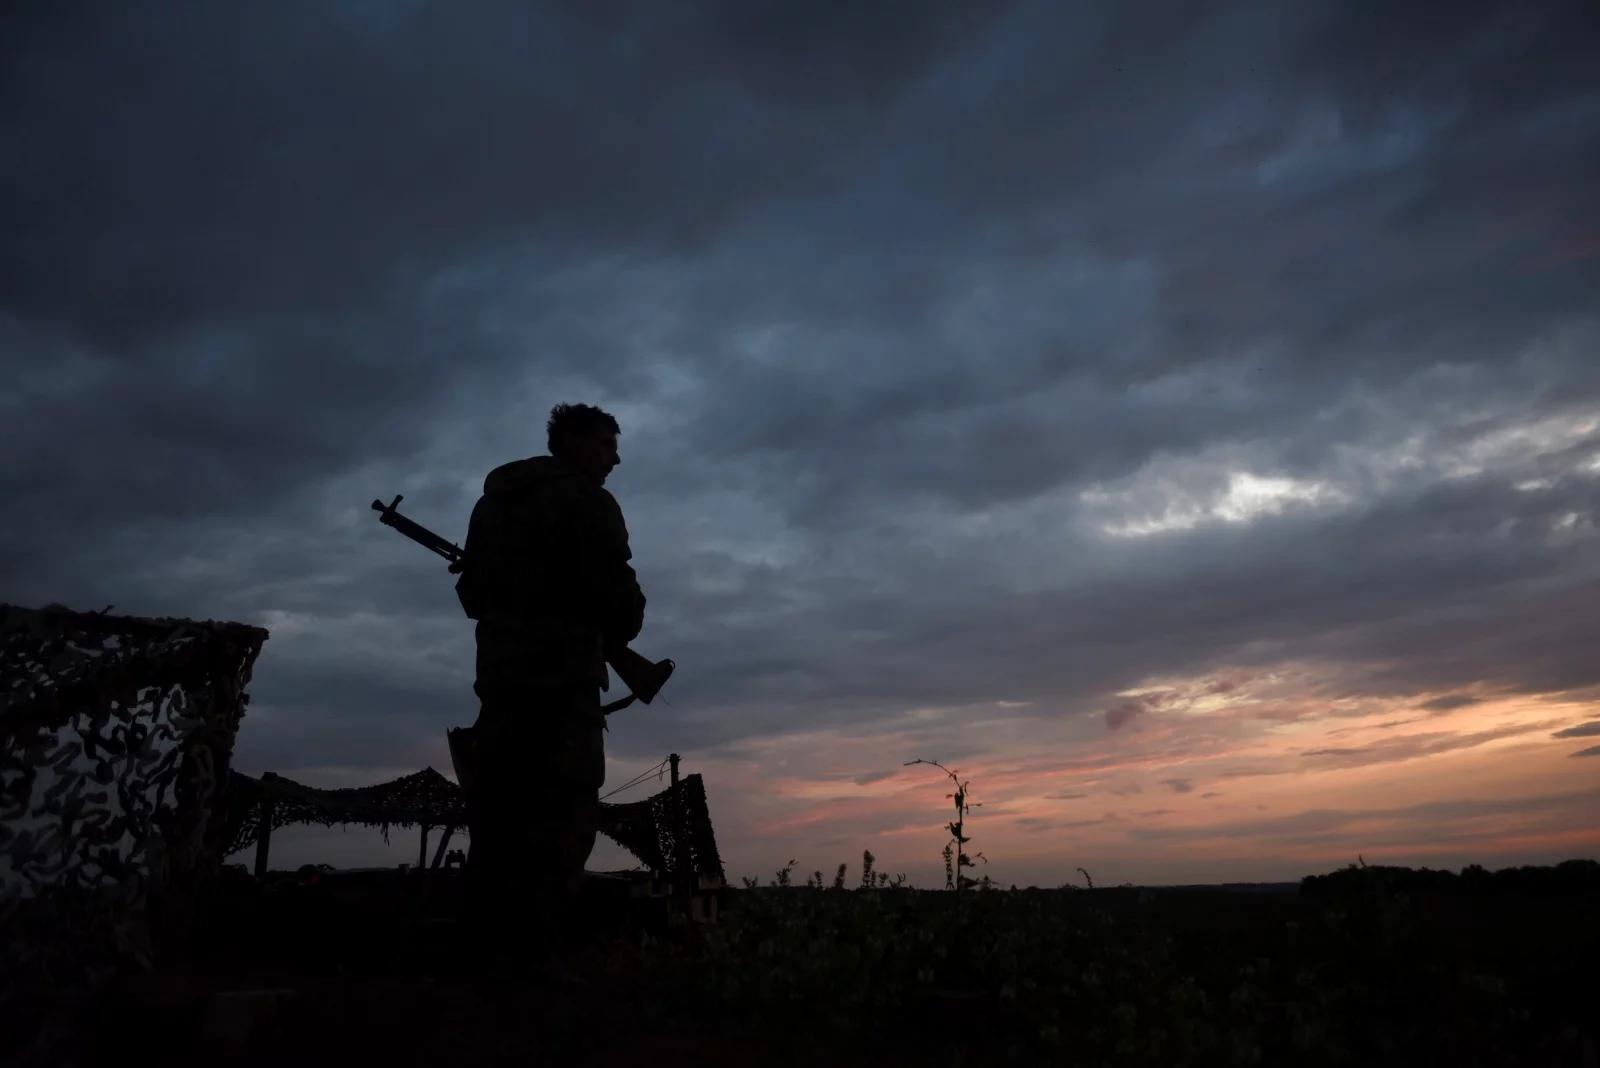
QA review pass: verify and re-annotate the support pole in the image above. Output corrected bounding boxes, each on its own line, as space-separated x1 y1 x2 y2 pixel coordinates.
418 823 430 870
253 797 275 879
668 754 688 908
430 824 455 870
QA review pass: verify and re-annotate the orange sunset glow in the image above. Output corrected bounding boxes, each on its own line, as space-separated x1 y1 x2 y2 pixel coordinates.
629 680 1600 887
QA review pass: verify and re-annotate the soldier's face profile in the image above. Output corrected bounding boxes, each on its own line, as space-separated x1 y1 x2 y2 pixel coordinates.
567 430 621 484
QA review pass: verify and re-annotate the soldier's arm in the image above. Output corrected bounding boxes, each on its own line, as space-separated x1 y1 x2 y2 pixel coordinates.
455 495 495 620
590 488 646 652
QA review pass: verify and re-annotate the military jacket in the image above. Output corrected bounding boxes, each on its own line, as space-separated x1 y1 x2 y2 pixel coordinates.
457 455 645 691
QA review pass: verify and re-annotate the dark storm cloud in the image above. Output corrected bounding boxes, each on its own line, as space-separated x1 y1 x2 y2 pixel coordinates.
1 0 1012 555
3 0 1598 787
2 0 1019 345
1572 746 1600 758
1552 723 1600 739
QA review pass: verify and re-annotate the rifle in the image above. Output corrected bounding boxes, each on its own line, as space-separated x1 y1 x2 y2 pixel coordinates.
372 494 467 573
371 494 674 713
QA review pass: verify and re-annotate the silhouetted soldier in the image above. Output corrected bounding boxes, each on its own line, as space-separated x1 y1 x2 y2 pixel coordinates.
455 402 645 974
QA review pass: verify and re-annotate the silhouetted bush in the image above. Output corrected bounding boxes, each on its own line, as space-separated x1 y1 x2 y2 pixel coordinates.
1301 858 1600 898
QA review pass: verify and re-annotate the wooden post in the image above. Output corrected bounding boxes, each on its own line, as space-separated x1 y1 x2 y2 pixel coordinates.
668 754 687 908
253 797 275 879
430 824 455 870
418 823 430 870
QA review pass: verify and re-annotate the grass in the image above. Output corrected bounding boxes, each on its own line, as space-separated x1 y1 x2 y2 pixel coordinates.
50 860 1600 1066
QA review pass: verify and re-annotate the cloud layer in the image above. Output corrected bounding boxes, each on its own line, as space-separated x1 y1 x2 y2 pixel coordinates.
4 0 1597 882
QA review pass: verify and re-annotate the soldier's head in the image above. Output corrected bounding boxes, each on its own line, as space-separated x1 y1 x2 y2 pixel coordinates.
548 402 622 484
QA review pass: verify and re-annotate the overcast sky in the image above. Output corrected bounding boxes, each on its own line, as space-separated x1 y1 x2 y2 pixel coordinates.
5 0 1599 886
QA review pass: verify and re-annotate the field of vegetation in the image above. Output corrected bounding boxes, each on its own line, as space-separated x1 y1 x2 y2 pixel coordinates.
68 857 1599 1066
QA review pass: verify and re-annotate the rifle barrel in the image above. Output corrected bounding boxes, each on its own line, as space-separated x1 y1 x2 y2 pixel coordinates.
372 496 464 565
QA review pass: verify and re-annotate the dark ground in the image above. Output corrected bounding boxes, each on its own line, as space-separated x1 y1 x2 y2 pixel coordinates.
56 862 1600 1066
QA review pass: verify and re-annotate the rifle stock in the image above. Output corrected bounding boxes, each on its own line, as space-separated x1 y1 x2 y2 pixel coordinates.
608 646 675 705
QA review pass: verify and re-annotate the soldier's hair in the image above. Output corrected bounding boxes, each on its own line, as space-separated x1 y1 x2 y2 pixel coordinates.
547 403 621 456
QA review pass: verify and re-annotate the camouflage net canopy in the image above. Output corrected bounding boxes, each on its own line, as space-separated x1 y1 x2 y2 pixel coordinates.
0 603 268 984
600 773 724 882
222 764 724 883
221 767 468 857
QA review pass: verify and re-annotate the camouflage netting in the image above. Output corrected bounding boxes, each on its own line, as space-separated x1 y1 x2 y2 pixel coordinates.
221 767 468 856
599 773 724 882
0 602 267 1026
221 766 724 881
